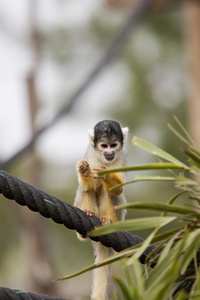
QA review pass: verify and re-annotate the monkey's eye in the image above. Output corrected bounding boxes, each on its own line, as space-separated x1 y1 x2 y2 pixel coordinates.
111 143 118 148
101 144 108 149
110 142 120 149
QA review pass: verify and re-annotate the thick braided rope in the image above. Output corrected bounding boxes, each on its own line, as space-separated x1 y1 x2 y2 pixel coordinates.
0 287 68 300
0 170 155 260
0 170 156 299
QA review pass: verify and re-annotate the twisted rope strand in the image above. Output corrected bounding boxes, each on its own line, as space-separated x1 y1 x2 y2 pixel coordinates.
0 170 155 257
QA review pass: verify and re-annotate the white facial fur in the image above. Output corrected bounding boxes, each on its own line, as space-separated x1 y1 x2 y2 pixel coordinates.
98 141 121 162
122 127 129 145
88 129 95 146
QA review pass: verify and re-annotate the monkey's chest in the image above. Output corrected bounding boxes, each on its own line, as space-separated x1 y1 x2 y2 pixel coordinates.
93 180 110 206
93 179 103 194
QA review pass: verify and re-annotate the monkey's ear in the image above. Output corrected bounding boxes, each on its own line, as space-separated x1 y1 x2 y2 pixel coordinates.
122 127 129 143
88 129 95 146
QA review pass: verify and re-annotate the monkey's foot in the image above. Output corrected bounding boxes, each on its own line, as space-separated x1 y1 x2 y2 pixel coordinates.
84 210 95 217
100 216 111 225
77 160 90 177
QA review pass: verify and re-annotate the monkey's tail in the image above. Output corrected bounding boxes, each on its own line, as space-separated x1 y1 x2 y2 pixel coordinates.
91 242 113 300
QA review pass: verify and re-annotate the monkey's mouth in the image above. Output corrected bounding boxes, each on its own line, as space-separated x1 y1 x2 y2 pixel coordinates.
104 154 115 161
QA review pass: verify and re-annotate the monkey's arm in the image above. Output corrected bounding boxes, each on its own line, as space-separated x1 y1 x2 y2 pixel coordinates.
75 160 98 217
90 170 126 224
76 160 94 191
102 172 124 196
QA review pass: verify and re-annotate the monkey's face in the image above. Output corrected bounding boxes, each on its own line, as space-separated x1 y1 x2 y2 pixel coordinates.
98 141 121 163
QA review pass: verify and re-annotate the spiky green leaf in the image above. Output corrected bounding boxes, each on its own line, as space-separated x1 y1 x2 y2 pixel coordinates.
132 136 189 169
118 201 198 215
91 216 176 236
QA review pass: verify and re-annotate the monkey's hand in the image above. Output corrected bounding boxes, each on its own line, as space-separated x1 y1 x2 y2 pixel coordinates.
90 166 106 179
77 160 90 178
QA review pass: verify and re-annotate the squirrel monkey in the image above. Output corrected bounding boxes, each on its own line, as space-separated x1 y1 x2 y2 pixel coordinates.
74 120 128 300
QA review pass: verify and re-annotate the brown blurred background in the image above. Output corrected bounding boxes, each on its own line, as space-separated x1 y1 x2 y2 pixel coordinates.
0 0 200 298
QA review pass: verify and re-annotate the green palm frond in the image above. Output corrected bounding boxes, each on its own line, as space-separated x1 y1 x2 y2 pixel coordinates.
60 118 200 299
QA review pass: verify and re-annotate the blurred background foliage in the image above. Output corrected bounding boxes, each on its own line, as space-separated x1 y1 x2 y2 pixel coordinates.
0 0 198 299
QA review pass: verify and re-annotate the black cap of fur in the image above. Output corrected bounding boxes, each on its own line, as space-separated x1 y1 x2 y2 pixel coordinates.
93 120 123 147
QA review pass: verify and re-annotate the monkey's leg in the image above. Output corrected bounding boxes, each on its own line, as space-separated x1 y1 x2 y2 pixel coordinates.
91 242 113 300
80 191 98 217
98 193 117 225
75 190 98 240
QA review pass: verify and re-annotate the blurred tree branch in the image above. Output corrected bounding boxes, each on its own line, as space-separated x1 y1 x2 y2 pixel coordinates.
0 0 152 170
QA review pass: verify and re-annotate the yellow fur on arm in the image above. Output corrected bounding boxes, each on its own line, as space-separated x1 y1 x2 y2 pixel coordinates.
103 173 124 196
78 175 94 191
